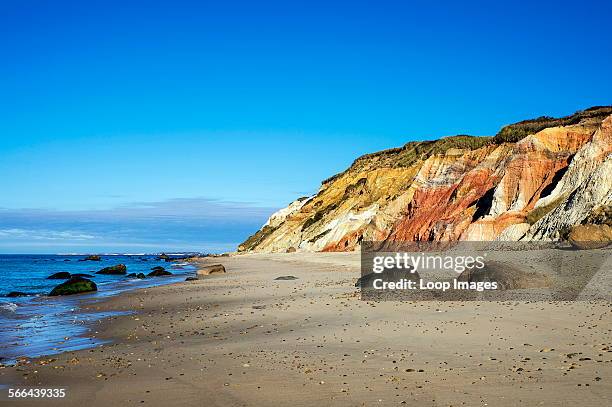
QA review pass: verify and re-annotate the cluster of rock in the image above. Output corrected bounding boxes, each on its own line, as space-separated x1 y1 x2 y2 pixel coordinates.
6 259 227 297
240 107 612 252
44 263 176 296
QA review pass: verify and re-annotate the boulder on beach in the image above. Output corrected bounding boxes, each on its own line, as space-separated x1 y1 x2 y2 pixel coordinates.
47 271 72 279
49 277 97 296
7 291 30 297
274 275 299 280
80 255 101 261
185 276 198 281
196 264 226 278
568 224 612 250
96 264 127 275
147 268 173 277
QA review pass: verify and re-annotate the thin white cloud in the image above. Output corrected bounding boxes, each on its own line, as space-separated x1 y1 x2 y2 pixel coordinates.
0 196 277 252
0 228 96 241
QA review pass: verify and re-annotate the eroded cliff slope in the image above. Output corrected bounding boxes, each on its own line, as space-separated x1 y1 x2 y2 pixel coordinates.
240 107 612 252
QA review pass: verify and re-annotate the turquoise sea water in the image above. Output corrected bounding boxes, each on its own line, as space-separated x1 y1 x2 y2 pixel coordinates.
0 254 196 364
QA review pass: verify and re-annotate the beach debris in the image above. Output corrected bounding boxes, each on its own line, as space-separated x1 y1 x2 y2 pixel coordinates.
96 264 127 275
46 271 72 279
37 358 57 365
274 276 299 280
196 264 226 278
185 277 198 281
49 276 97 296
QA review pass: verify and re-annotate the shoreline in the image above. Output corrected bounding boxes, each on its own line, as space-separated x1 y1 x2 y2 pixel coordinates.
0 257 198 365
1 253 610 406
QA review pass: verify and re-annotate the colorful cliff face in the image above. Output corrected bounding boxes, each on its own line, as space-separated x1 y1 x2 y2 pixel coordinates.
239 107 612 252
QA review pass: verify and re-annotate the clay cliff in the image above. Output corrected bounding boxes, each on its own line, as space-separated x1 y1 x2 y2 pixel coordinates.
240 107 612 252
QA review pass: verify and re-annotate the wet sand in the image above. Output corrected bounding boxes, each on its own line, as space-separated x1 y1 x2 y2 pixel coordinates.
1 252 611 406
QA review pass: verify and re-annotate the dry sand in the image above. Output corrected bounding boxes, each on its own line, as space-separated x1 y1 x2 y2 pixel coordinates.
1 252 611 406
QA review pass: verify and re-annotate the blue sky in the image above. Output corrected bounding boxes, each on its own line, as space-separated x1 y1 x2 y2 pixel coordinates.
1 0 611 253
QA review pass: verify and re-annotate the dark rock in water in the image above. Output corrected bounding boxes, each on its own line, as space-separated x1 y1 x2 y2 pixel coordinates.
274 275 299 280
63 259 71 262
185 276 198 281
96 264 127 275
151 266 166 272
140 258 148 261
80 255 101 261
7 291 30 297
148 268 173 277
127 273 147 279
47 272 71 279
71 273 94 278
49 277 97 296
156 253 170 261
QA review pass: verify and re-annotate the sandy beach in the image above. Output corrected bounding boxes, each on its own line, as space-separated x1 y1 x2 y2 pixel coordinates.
2 253 610 406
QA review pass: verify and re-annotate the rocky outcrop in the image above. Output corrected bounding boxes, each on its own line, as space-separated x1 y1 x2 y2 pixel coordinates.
49 277 97 296
240 107 612 252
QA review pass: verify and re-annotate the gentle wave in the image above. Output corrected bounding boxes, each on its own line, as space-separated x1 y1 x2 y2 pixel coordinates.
0 301 18 315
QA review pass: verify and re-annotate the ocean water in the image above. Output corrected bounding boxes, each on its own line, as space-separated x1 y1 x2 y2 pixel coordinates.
0 254 196 364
